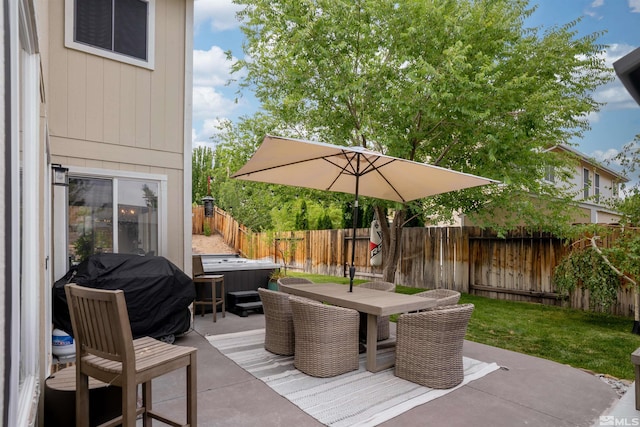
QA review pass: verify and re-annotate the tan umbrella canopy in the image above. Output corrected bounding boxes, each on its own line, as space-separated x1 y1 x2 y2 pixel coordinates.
232 135 498 290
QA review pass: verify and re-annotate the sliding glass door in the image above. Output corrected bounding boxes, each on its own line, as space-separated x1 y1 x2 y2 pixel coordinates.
67 174 162 266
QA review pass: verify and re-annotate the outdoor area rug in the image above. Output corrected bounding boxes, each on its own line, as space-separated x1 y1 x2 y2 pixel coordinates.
207 329 500 427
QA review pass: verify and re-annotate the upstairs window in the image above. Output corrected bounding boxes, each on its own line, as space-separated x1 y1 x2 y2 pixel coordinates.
583 168 590 199
65 0 155 69
594 173 600 203
544 165 555 183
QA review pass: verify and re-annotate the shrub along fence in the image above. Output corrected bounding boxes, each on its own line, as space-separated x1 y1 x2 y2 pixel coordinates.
192 205 635 317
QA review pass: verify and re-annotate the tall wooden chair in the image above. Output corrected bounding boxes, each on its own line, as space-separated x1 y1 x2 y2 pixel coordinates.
192 254 225 322
65 283 197 427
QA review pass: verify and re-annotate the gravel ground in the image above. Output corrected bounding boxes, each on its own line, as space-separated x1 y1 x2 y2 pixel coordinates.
597 373 632 398
192 233 237 255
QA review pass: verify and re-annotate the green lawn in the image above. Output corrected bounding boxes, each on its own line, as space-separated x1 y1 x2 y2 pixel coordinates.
287 272 640 380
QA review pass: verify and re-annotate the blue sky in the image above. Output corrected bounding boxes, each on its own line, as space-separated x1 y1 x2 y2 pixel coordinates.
191 0 640 167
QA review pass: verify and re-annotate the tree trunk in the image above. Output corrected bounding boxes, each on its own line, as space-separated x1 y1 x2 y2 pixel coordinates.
374 205 405 283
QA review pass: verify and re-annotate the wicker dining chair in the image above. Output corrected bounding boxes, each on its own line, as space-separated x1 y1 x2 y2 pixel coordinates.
258 288 295 355
64 283 197 427
414 288 461 306
289 295 360 377
395 303 474 389
359 281 396 341
277 277 314 287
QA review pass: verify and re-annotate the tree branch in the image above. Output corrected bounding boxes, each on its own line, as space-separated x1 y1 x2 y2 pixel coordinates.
589 236 636 286
434 135 459 166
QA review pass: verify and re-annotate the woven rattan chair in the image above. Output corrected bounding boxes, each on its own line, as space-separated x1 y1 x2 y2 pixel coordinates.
395 303 474 389
359 281 396 341
258 288 295 355
277 277 314 287
415 288 461 306
289 295 359 377
64 283 197 427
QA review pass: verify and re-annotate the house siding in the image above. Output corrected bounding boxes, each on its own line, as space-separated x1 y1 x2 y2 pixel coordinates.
45 0 189 268
1 0 191 425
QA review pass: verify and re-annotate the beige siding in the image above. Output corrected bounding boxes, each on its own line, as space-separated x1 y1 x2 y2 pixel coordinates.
47 0 186 156
103 60 121 144
135 70 152 149
46 0 189 268
85 56 104 142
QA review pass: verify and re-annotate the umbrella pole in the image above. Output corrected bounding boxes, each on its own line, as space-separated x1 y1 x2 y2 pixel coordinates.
349 199 358 292
349 166 361 292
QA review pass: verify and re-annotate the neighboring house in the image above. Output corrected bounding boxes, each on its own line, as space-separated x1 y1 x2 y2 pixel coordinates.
543 144 628 224
1 1 195 425
447 144 628 227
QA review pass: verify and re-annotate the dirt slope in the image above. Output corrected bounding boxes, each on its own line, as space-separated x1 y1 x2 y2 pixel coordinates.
192 233 237 255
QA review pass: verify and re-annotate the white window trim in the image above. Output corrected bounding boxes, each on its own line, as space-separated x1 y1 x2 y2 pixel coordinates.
10 0 42 424
16 48 41 427
65 166 168 257
64 0 156 70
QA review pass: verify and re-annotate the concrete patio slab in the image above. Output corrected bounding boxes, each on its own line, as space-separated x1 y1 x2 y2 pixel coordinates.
145 310 622 427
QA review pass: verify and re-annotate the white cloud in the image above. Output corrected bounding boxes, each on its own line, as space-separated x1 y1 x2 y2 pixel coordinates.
595 84 639 111
591 148 619 163
194 0 243 32
193 45 236 87
192 118 227 149
589 44 640 112
192 86 238 121
591 0 605 7
606 43 639 66
630 0 640 13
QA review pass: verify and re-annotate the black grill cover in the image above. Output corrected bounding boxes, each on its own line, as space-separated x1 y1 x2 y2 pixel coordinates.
53 253 195 340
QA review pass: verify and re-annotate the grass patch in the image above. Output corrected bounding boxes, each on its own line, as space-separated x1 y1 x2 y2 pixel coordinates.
289 274 640 380
286 271 367 286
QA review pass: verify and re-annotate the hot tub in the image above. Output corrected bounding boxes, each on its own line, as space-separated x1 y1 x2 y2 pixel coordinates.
200 254 281 310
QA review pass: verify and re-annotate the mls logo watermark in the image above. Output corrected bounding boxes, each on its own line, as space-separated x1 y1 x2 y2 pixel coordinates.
600 416 640 426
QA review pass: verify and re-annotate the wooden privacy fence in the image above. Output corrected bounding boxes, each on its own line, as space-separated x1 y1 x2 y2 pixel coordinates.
192 205 636 317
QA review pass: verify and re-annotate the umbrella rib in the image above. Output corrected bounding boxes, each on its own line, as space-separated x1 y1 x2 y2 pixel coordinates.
232 152 352 177
362 157 408 203
322 152 408 202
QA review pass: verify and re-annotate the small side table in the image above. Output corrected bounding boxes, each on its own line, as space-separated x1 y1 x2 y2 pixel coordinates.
193 274 225 322
44 365 122 427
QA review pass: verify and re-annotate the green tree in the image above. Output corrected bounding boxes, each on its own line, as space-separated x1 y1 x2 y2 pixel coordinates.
316 212 333 230
554 137 640 332
231 0 611 282
192 146 215 203
294 200 310 230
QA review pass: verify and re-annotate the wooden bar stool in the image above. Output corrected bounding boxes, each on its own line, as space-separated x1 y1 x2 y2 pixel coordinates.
192 255 226 322
193 274 225 321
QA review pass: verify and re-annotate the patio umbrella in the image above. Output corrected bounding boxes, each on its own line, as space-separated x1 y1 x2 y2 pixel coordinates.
232 135 498 291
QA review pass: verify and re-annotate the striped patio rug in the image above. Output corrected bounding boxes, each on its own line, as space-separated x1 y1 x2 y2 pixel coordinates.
207 329 500 427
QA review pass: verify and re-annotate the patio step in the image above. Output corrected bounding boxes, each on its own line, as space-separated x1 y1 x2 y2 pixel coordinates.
228 291 263 317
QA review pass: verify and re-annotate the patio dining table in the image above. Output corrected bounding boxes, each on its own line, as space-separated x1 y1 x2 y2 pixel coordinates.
278 282 438 372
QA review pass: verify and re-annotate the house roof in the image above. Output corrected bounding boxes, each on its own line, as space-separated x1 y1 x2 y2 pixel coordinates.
545 144 629 182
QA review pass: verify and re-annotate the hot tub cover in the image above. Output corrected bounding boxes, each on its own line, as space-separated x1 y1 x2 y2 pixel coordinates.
53 253 195 340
